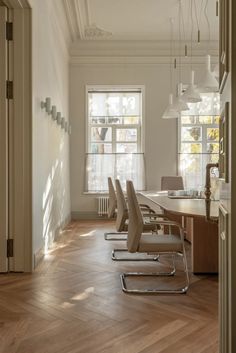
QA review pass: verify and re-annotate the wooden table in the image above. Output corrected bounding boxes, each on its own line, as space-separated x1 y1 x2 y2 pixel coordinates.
140 191 219 274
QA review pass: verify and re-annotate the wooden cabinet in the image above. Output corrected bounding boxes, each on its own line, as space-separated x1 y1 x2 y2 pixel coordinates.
219 0 230 92
219 102 229 182
219 204 230 353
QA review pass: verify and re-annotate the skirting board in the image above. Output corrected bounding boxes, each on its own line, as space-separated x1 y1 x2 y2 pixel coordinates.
71 211 109 220
33 213 71 269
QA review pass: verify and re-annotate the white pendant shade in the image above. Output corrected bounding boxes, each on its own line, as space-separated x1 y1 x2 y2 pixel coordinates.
198 55 219 93
181 71 202 103
162 94 180 119
172 83 189 112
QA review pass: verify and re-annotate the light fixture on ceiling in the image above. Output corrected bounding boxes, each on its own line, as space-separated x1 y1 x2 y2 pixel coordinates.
162 94 180 119
198 0 219 93
161 18 180 119
198 54 219 93
182 0 202 103
182 70 202 102
173 83 189 111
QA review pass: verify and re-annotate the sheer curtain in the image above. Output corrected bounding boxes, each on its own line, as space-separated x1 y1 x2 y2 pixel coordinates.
85 153 145 192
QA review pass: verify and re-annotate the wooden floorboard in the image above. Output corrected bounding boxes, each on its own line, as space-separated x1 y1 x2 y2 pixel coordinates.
0 220 218 353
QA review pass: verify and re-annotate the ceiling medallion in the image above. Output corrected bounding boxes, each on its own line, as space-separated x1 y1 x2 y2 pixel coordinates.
84 24 112 39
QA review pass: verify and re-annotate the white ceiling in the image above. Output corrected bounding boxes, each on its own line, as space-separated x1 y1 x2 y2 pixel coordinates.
64 0 219 42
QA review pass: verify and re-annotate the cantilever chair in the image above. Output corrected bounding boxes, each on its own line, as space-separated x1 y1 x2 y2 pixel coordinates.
120 180 189 294
104 177 156 241
111 179 163 261
104 177 127 241
161 176 184 191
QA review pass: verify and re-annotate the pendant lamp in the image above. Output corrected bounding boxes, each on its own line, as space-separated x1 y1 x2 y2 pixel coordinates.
173 83 189 112
182 71 202 103
198 55 219 93
162 94 180 119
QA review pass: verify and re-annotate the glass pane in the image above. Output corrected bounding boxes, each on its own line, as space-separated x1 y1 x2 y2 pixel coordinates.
182 93 220 116
91 143 112 153
123 116 140 124
210 154 219 163
181 116 196 124
179 154 201 174
181 143 202 153
91 127 112 142
181 127 202 141
91 117 106 124
197 116 213 124
207 143 219 153
207 128 219 141
107 117 122 124
214 116 220 124
88 92 141 117
116 143 137 153
116 129 137 142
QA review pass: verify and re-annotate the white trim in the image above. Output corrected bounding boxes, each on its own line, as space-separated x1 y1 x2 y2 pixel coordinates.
70 56 219 66
85 84 145 153
0 6 8 272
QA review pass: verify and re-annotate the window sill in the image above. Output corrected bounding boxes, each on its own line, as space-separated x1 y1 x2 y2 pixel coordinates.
83 191 109 196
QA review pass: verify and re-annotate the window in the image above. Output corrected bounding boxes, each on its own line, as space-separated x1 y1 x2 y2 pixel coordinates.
178 115 219 190
86 87 145 192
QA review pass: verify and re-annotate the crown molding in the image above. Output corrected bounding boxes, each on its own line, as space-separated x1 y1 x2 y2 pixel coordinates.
70 40 219 63
70 55 219 66
64 0 87 41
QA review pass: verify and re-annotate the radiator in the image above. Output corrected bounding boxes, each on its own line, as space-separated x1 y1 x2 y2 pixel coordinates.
97 196 109 216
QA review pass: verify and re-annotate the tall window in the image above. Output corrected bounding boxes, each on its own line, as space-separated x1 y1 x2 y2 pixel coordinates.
178 115 219 189
86 87 145 192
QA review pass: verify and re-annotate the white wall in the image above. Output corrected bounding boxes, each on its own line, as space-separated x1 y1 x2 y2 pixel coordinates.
32 0 71 258
69 63 183 215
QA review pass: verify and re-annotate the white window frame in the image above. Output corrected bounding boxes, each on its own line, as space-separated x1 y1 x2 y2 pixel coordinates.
85 85 145 154
178 116 219 189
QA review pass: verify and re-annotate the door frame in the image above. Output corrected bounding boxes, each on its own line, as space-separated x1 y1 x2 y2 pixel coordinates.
1 0 32 272
0 6 8 272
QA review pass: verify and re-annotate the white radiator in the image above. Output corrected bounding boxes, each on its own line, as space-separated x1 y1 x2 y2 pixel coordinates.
97 197 109 216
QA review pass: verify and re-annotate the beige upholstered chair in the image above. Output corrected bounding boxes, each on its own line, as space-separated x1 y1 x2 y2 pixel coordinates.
120 180 189 294
105 177 158 241
161 176 184 191
104 177 127 241
111 179 163 261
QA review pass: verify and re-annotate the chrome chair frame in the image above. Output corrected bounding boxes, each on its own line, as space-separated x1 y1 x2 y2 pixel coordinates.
120 180 190 294
111 179 162 262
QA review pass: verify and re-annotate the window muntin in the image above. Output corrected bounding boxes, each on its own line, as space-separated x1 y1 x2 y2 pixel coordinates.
86 88 144 192
178 115 219 189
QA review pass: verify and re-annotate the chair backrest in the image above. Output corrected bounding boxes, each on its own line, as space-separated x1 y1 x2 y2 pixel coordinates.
126 180 144 253
107 177 117 218
161 176 184 191
115 179 128 232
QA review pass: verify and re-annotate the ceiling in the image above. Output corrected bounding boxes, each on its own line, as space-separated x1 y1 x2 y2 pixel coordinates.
64 0 219 42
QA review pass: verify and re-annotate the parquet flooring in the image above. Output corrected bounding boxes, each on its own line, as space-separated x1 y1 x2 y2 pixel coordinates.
0 220 218 353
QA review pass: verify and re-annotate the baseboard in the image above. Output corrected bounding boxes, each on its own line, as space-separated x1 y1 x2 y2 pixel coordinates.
71 211 109 220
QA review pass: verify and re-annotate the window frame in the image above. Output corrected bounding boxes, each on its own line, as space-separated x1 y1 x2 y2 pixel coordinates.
85 85 145 154
178 116 219 189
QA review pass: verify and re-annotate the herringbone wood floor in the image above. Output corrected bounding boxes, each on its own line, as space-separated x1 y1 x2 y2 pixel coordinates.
0 220 218 353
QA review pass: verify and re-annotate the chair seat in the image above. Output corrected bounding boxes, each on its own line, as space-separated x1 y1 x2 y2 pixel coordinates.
138 234 183 253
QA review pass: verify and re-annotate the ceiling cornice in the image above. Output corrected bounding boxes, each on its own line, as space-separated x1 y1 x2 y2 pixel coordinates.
70 40 219 60
70 55 219 66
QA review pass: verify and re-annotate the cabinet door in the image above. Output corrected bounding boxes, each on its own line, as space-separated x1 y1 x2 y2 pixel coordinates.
219 204 229 353
219 102 229 182
219 0 229 92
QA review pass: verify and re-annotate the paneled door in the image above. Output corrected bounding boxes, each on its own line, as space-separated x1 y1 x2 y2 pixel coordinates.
0 5 9 272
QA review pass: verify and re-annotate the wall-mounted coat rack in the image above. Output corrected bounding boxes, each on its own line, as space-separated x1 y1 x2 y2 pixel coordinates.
41 97 71 134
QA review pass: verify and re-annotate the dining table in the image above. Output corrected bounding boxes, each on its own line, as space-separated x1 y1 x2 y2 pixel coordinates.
140 191 219 274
